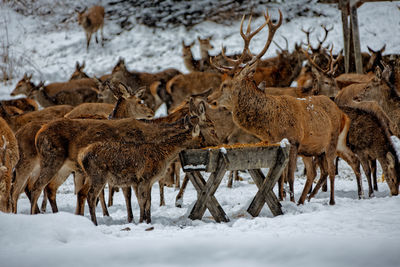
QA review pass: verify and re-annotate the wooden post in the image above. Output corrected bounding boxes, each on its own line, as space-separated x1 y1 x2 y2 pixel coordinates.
350 0 363 73
188 156 228 222
339 0 350 73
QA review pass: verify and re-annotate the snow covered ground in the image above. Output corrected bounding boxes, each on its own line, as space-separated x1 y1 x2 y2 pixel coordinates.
0 1 400 266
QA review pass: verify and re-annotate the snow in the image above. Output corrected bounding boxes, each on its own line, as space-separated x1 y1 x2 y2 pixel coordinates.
280 138 290 148
1 1 400 267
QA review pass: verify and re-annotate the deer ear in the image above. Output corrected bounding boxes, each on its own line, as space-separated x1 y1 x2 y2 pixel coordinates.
197 100 207 121
387 152 395 168
135 87 146 99
75 61 80 69
81 61 85 69
188 97 197 116
367 46 374 54
192 124 200 137
183 114 191 129
118 83 130 98
380 44 386 53
375 66 383 80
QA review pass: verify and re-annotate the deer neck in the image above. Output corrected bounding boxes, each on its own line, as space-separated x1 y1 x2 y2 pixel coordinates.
32 88 55 108
183 51 199 72
231 78 275 140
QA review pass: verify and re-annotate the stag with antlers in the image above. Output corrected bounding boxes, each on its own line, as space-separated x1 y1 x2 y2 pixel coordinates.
208 9 363 205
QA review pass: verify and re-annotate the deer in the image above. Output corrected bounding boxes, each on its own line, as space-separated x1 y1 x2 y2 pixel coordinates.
308 105 400 200
10 82 154 214
77 5 105 51
0 104 74 132
77 101 219 225
352 63 400 134
207 9 362 205
11 74 98 99
27 83 99 107
70 61 89 80
173 93 260 207
0 118 19 213
0 97 38 113
30 92 218 223
110 58 181 110
165 72 224 112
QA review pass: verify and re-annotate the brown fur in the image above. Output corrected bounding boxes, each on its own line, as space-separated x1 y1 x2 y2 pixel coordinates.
0 104 73 132
77 110 217 225
110 58 181 110
166 72 222 112
29 95 218 218
70 61 89 80
351 66 400 137
0 117 19 213
64 103 115 119
335 73 374 90
0 98 38 113
77 5 105 51
11 88 153 214
208 11 362 205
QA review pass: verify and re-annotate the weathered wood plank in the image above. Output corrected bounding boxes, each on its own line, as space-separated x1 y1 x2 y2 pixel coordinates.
192 171 229 222
247 148 288 217
248 169 283 217
188 157 227 221
180 146 281 172
340 0 350 73
350 0 363 74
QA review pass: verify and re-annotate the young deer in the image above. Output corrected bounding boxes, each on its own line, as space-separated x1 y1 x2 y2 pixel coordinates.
77 106 217 225
77 5 105 51
0 97 38 113
0 118 19 213
308 106 400 200
70 61 89 80
208 9 362 205
111 58 181 110
165 72 224 112
0 104 74 132
11 83 154 214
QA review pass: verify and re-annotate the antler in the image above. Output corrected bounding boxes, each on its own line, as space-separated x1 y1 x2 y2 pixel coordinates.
273 35 289 52
300 27 315 47
211 9 282 74
302 44 338 76
316 25 333 51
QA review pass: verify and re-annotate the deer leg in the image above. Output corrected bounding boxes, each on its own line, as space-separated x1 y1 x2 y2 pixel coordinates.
175 174 189 208
101 26 104 47
122 186 133 223
327 155 336 205
308 155 329 201
159 181 165 207
108 185 118 207
144 185 152 224
360 158 374 197
87 183 103 226
44 185 58 213
40 188 48 212
24 186 40 214
278 165 288 201
86 33 91 51
227 171 234 188
76 182 90 216
370 159 378 191
287 145 299 203
298 157 316 205
337 147 363 199
174 161 181 189
99 188 109 216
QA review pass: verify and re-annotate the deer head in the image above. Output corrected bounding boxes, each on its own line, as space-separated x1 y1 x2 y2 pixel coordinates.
208 9 282 108
11 73 33 96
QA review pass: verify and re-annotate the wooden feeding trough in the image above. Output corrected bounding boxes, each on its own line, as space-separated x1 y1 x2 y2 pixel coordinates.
179 142 290 223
